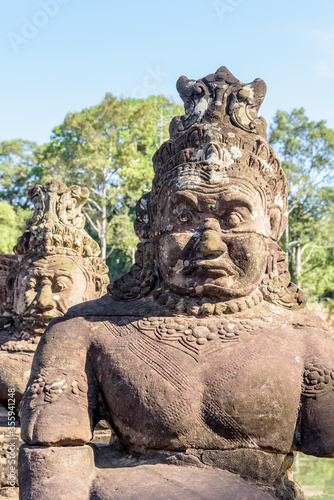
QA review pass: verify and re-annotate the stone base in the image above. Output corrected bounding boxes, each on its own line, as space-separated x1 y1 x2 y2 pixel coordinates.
0 488 18 499
0 422 111 499
92 464 273 500
18 444 306 500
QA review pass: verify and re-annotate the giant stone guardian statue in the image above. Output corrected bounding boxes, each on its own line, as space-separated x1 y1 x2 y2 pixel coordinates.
0 180 109 494
19 68 334 500
0 178 109 411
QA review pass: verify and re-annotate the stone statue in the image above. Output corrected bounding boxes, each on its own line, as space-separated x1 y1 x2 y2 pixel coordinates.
0 179 109 411
19 68 334 500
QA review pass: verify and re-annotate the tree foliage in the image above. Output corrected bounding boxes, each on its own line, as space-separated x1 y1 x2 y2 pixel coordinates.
0 201 32 253
269 108 334 302
0 139 39 207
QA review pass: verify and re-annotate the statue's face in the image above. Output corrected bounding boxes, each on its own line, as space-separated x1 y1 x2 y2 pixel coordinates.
14 255 87 320
157 179 270 299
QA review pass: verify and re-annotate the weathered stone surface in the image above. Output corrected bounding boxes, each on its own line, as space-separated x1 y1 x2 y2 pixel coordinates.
19 67 334 499
19 444 276 500
0 424 20 496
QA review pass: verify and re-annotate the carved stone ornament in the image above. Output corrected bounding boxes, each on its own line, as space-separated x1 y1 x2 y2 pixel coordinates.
15 178 101 257
19 68 334 500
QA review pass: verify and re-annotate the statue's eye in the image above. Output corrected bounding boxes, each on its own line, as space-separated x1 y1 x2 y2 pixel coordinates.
53 279 68 293
177 210 193 224
27 278 37 289
227 213 244 228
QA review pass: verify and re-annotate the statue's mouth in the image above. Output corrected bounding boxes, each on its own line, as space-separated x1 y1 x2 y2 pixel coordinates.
195 267 235 277
185 256 242 278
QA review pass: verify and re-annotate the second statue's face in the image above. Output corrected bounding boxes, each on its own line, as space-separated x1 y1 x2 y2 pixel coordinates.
157 178 271 299
14 255 87 321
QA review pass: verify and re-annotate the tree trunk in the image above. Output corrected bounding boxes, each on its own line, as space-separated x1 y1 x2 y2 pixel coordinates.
101 203 107 261
100 164 107 261
296 241 301 288
100 139 112 262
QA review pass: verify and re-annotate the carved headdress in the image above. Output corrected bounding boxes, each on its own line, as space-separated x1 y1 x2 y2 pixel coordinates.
151 66 287 229
111 66 306 311
15 178 100 258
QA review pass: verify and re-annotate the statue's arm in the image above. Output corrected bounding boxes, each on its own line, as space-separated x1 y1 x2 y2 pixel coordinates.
19 317 98 500
299 331 334 457
20 316 98 445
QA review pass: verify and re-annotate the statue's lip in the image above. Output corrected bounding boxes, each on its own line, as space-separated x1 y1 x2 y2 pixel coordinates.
190 258 239 277
195 267 234 278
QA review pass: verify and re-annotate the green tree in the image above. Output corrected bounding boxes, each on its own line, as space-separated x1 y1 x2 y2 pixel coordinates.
39 94 182 277
269 109 334 300
293 453 334 498
0 200 32 253
0 139 39 207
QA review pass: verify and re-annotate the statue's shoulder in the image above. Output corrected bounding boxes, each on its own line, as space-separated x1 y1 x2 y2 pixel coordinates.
63 293 120 319
63 293 161 320
39 294 163 352
291 307 333 348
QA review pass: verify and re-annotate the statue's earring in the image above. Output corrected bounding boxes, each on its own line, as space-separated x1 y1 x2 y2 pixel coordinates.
260 242 307 308
260 242 282 303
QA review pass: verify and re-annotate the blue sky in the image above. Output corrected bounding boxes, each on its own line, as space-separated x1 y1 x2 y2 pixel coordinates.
1 0 334 145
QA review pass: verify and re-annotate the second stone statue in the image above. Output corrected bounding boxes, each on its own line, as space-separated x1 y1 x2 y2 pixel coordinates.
0 178 109 412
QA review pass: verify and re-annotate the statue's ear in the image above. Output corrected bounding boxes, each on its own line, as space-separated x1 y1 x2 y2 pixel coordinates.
269 206 286 241
95 279 103 294
134 192 152 240
87 258 109 299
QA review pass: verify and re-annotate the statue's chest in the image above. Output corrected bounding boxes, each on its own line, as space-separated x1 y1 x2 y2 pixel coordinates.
90 316 302 449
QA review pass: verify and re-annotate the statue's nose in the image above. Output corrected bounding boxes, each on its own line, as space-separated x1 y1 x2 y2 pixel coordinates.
33 287 55 310
196 229 228 256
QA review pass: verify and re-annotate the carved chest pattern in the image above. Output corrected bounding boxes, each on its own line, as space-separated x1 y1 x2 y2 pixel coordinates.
136 316 272 359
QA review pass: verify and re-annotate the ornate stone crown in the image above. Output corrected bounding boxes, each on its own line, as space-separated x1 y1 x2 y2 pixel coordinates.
15 178 100 257
151 66 287 226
